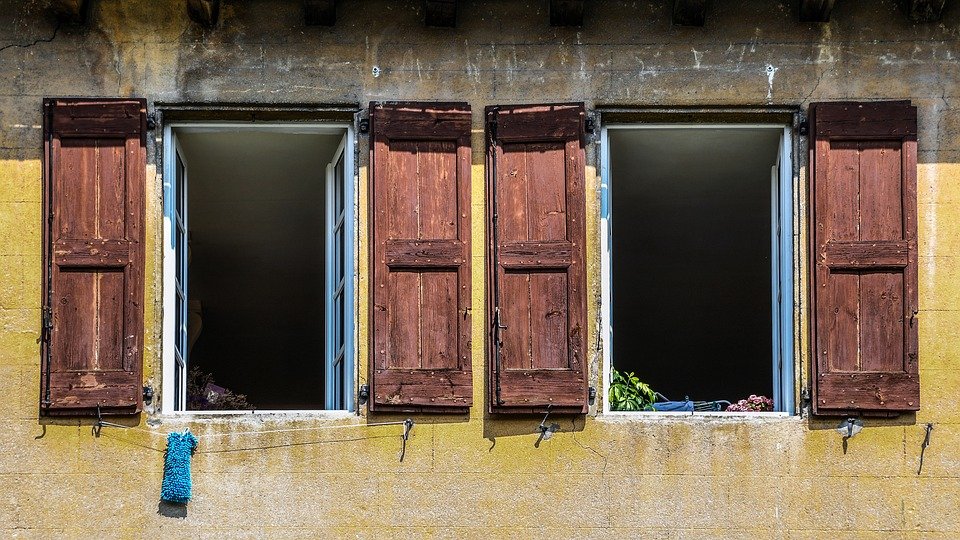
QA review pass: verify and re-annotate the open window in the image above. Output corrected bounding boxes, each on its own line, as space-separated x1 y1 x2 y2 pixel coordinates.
161 123 355 412
601 122 795 414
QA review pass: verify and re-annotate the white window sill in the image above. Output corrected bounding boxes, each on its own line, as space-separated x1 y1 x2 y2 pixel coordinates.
155 409 357 421
599 410 797 422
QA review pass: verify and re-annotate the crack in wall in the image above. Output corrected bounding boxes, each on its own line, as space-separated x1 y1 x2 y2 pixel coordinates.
569 417 608 476
0 22 60 55
801 66 834 104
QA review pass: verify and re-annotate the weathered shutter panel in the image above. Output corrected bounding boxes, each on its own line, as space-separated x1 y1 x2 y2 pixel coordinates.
487 103 588 414
810 101 919 414
41 98 147 415
369 102 472 412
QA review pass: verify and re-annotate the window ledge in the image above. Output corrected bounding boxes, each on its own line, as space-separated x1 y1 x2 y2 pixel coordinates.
599 410 798 422
155 410 358 422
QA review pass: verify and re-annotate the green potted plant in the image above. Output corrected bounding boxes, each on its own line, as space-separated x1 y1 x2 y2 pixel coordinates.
608 368 657 411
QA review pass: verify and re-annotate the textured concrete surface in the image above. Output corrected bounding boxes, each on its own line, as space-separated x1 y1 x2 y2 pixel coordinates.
1 0 959 538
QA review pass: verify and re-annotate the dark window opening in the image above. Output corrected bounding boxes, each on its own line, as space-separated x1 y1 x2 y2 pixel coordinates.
610 126 785 409
175 128 346 410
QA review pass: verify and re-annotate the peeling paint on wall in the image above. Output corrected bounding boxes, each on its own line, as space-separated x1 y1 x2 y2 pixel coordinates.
765 63 778 102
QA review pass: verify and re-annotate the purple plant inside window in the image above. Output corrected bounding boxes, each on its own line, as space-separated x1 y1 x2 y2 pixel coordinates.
726 394 774 412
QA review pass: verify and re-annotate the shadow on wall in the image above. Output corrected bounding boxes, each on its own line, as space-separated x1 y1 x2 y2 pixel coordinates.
481 411 587 450
806 412 917 431
36 415 142 430
806 412 924 458
158 501 187 519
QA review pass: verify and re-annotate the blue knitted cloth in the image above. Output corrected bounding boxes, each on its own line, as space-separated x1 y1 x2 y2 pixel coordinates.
161 431 198 504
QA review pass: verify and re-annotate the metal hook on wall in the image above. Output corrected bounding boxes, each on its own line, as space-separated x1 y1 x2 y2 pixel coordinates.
398 418 414 462
535 405 561 445
93 405 132 438
918 423 934 475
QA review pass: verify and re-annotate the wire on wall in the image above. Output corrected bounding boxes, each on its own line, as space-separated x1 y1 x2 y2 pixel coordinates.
92 414 415 461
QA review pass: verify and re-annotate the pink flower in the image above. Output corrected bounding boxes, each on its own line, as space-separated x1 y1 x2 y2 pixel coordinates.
726 395 774 412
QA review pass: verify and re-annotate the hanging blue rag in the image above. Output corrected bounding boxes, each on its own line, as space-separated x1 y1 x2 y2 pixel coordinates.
161 431 198 504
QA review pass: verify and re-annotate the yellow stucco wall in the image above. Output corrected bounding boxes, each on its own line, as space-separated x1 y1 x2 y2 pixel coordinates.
1 1 959 537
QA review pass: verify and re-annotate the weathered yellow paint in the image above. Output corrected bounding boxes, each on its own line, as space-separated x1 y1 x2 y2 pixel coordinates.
1 0 959 537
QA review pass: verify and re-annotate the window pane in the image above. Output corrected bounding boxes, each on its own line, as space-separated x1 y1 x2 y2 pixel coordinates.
337 357 345 409
335 154 345 216
336 227 344 284
176 229 186 282
337 290 344 351
175 290 184 351
176 153 185 216
175 361 182 408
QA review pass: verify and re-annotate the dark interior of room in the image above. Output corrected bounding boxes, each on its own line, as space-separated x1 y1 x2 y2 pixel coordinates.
610 127 782 405
178 128 342 410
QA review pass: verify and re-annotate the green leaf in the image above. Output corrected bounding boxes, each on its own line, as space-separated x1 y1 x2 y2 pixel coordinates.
608 368 657 411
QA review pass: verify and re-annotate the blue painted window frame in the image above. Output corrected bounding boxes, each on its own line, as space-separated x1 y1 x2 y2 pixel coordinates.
324 133 356 410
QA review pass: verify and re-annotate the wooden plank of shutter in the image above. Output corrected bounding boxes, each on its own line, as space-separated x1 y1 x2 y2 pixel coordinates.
810 101 919 415
42 98 147 415
369 102 472 412
487 103 588 414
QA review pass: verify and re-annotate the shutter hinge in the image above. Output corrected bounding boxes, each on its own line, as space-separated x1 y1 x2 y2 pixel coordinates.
585 115 596 134
584 110 601 145
798 120 810 137
357 109 370 135
145 112 158 131
142 385 154 406
41 306 53 342
486 108 499 145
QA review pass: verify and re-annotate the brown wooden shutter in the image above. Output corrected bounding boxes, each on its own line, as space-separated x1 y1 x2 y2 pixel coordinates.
486 103 588 414
810 101 919 415
369 102 472 412
41 98 147 415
